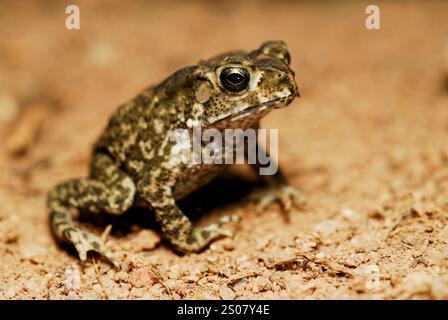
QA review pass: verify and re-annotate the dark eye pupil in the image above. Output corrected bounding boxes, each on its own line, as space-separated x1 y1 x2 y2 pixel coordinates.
227 73 244 85
220 67 250 92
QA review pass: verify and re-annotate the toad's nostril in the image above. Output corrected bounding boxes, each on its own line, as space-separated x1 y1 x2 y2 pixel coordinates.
277 71 286 79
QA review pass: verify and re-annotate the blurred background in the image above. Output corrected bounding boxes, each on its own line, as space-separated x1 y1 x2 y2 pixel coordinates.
0 0 447 163
1 0 448 299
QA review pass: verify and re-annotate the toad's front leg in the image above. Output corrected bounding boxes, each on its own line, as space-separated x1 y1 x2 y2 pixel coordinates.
137 172 239 252
248 144 305 219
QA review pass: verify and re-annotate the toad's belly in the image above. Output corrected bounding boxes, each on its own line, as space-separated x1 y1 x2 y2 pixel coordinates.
173 164 225 200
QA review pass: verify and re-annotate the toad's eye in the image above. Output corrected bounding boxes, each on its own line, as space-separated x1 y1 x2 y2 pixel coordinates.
219 67 250 92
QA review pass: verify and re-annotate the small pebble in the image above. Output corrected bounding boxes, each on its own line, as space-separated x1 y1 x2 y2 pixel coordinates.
219 286 236 300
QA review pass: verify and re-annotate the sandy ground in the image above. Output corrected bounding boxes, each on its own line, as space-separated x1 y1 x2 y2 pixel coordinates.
1 0 448 300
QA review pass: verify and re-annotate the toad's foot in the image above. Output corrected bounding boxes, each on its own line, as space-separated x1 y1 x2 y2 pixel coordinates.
249 184 305 217
200 214 241 238
166 213 241 253
64 228 120 269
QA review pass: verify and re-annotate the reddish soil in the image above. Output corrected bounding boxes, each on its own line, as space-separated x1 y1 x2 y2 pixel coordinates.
1 0 448 299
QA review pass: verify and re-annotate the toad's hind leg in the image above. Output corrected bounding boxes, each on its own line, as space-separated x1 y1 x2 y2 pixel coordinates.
48 152 135 267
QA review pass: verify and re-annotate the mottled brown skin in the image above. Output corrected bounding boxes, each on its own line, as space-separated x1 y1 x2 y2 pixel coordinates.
48 41 300 267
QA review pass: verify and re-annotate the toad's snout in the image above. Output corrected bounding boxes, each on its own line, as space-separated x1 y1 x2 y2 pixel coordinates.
284 77 300 104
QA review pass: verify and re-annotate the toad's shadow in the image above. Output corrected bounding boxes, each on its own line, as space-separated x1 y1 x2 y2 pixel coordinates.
78 168 258 237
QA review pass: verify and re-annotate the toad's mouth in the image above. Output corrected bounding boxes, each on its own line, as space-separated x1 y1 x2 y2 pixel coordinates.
224 94 295 122
204 89 298 125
